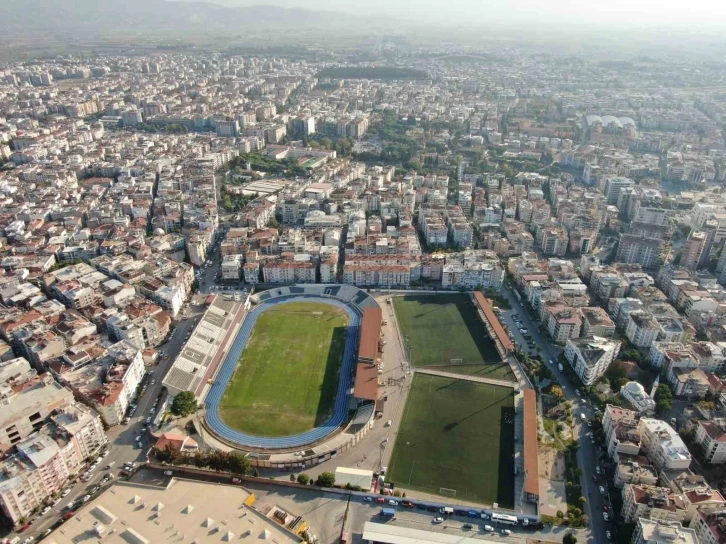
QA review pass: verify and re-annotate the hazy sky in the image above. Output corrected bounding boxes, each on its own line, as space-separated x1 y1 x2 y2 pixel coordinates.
197 0 726 27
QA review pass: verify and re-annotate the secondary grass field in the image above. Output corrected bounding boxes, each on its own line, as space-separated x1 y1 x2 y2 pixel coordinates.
219 301 348 437
387 374 516 507
392 294 513 380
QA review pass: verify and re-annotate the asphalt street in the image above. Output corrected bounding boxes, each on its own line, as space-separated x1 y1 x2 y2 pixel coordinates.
499 285 612 544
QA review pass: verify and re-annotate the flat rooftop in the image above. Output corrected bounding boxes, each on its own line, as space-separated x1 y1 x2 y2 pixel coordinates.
362 521 502 544
44 478 302 544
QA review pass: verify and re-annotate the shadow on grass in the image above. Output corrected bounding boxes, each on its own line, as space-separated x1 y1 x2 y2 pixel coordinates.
314 326 347 427
497 405 516 509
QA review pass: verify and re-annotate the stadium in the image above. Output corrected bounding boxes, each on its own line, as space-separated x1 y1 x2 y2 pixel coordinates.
163 285 384 462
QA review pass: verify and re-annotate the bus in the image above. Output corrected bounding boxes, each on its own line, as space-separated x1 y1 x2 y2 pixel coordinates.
491 513 518 526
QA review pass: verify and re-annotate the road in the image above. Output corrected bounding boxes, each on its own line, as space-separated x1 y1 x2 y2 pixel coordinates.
498 285 612 544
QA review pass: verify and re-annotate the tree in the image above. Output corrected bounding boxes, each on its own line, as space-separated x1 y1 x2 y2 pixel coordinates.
563 532 577 544
550 385 565 400
297 474 310 485
654 384 673 413
171 391 198 417
316 472 336 487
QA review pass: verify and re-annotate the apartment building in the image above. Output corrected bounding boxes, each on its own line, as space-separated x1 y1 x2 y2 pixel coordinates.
0 403 105 524
616 234 665 269
580 307 616 337
692 510 726 544
621 484 687 524
682 231 707 271
626 311 660 348
58 341 145 426
221 254 244 281
614 457 658 489
604 176 636 205
542 302 582 344
262 259 316 284
564 336 621 386
631 519 698 544
537 226 568 257
638 418 692 471
0 358 75 453
695 420 726 464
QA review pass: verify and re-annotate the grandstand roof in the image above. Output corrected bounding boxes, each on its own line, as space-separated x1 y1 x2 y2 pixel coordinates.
473 291 514 352
353 362 378 401
358 306 382 363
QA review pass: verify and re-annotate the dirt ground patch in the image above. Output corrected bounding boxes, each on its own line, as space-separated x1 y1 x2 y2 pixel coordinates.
539 446 566 481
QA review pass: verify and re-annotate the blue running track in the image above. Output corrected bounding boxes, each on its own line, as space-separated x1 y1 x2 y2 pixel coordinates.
204 295 361 449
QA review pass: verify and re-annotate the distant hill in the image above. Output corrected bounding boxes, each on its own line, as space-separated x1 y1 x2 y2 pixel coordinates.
0 0 344 37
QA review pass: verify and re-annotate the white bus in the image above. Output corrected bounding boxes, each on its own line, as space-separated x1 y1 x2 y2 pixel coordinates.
491 513 518 526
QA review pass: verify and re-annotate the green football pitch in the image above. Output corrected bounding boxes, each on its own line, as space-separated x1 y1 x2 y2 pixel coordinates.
392 294 513 380
218 301 348 437
387 374 516 506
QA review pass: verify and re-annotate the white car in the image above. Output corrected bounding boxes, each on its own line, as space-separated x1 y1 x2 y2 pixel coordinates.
61 488 71 497
603 512 609 521
164 470 173 476
41 505 51 515
388 499 398 506
500 529 512 536
82 494 91 503
484 525 494 532
599 485 606 494
432 517 443 524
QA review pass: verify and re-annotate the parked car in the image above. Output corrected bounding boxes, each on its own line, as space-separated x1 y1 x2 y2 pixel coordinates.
61 488 71 497
484 525 494 532
41 506 51 515
81 495 91 503
231 478 241 484
375 497 385 504
432 517 443 524
606 531 612 540
363 496 373 502
462 524 473 530
603 512 609 521
599 486 606 494
387 499 398 506
501 529 512 536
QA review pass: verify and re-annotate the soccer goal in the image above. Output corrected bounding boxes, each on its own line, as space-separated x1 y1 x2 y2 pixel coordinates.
450 358 463 365
439 487 457 497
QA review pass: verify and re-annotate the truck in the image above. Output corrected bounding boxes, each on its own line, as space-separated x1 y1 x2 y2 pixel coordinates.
558 363 563 372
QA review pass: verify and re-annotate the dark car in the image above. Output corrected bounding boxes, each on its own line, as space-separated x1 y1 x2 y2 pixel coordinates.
462 524 473 530
454 509 467 516
416 504 428 510
427 506 438 512
401 501 415 508
467 510 480 518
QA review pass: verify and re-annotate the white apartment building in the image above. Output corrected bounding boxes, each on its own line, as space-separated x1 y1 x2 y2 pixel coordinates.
695 420 726 464
564 336 621 386
631 519 698 544
441 262 504 289
0 403 105 525
638 418 692 471
626 311 660 348
262 260 316 284
221 254 244 281
0 358 75 452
